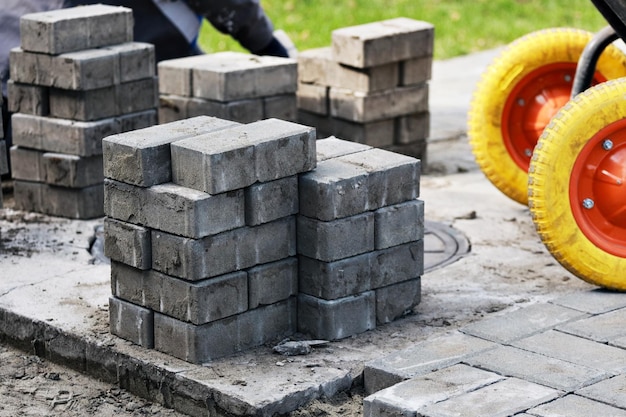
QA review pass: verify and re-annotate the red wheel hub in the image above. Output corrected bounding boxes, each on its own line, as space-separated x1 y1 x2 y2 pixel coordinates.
502 63 607 171
570 119 626 257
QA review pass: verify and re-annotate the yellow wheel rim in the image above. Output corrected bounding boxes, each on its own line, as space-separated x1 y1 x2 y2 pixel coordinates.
468 28 626 205
529 78 626 290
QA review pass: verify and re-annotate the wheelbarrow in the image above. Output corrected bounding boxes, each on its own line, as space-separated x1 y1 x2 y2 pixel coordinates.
467 0 626 290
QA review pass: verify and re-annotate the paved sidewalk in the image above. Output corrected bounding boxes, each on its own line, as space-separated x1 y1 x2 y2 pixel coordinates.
2 46 623 417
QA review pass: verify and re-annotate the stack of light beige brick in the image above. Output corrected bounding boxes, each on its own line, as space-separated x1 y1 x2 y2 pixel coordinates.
8 5 157 219
297 18 433 161
157 52 297 124
104 115 316 363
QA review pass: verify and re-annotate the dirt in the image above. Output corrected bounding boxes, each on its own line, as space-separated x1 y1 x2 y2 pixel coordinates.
0 343 185 417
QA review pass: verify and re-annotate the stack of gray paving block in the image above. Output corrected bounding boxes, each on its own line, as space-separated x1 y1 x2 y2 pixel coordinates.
297 137 424 340
0 95 6 208
158 51 297 124
297 17 433 161
104 115 316 363
8 5 158 219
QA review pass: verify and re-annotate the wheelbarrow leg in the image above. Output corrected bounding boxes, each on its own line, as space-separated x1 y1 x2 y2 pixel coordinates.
572 25 620 97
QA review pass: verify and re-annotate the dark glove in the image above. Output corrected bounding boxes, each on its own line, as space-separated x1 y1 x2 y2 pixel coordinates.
253 36 289 58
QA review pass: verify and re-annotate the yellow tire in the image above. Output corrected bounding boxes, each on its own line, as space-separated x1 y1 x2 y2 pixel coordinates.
468 28 626 205
529 78 626 290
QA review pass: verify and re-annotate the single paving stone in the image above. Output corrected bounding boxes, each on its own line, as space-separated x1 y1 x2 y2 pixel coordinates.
550 288 626 314
527 394 626 417
465 345 608 391
363 331 498 394
512 329 626 373
363 364 504 417
315 136 371 162
461 303 588 344
557 307 626 343
109 296 154 348
419 378 559 417
576 373 626 409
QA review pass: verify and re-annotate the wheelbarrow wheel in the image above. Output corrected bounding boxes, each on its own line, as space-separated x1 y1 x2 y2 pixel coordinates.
468 28 626 205
529 77 626 290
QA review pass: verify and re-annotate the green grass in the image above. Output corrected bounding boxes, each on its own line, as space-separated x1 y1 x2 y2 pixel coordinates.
198 0 609 59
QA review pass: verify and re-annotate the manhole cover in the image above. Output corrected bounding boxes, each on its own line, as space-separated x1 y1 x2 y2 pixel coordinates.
424 220 471 273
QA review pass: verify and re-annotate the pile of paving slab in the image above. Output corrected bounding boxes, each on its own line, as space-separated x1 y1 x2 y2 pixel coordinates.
0 96 6 207
157 52 298 124
2 5 428 364
105 116 424 363
7 5 157 218
297 18 433 160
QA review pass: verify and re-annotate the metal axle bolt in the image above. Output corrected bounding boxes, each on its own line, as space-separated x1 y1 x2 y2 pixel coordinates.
603 139 613 151
582 198 595 209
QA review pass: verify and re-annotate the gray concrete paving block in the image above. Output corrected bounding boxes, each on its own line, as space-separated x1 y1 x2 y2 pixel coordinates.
461 303 589 344
329 83 428 124
118 77 159 115
158 55 209 96
395 111 430 145
186 95 264 124
331 18 434 68
512 329 626 374
363 364 504 417
401 56 433 86
103 217 152 270
28 182 105 219
527 394 626 417
144 183 245 238
338 148 420 209
20 5 132 55
170 125 257 194
465 345 609 392
0 140 7 176
110 261 147 306
10 146 45 182
371 240 424 289
263 94 298 122
314 136 371 162
576 374 626 409
12 180 44 213
49 84 117 121
105 42 155 83
104 178 147 224
374 199 424 249
297 82 329 115
298 252 372 300
245 175 298 226
11 110 156 157
297 212 375 262
333 117 396 148
9 47 53 86
7 80 49 115
103 115 238 186
419 378 559 417
190 52 297 101
248 257 298 309
363 331 498 394
252 216 297 265
557 307 626 343
151 229 238 281
297 46 399 92
298 158 370 221
109 296 154 348
51 47 120 90
550 288 626 314
297 292 375 340
43 153 103 188
159 271 248 325
375 278 421 325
